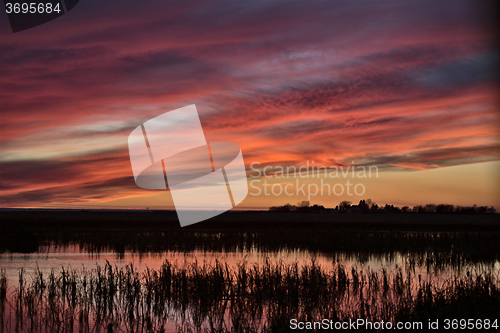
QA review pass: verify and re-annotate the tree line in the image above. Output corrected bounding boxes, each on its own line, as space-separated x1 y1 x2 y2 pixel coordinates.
269 199 496 214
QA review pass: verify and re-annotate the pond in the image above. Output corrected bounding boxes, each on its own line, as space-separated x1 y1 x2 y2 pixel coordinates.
1 234 499 333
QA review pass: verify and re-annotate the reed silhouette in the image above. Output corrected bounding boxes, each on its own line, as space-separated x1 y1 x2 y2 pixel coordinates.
1 261 498 332
1 210 499 332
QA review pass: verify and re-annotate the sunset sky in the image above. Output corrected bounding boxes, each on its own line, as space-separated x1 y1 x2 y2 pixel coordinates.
1 0 499 210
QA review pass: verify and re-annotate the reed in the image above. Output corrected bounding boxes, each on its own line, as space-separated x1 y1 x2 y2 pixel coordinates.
1 260 498 332
0 271 6 303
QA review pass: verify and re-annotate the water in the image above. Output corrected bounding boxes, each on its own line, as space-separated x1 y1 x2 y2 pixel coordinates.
1 236 499 333
1 245 336 287
2 243 484 289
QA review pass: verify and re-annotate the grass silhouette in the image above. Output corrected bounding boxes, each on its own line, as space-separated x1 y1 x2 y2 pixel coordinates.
1 260 498 332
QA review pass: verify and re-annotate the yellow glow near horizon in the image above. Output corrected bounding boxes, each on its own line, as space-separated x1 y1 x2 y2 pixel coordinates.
72 160 499 211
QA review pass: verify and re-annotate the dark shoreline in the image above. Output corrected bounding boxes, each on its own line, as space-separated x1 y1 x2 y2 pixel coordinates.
1 209 499 231
1 210 499 264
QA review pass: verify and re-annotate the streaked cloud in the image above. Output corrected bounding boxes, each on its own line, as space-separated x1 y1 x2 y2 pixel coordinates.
0 0 498 208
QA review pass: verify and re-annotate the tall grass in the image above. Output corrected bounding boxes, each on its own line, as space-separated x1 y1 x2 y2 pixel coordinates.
0 271 6 303
1 260 498 332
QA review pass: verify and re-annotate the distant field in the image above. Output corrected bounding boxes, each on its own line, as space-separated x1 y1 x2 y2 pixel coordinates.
1 209 499 231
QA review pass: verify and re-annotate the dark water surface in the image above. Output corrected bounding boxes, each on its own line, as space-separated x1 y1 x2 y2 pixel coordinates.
1 234 499 333
1 211 499 332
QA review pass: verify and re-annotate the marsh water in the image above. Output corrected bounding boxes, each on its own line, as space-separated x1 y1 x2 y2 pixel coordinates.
1 231 499 333
4 243 492 287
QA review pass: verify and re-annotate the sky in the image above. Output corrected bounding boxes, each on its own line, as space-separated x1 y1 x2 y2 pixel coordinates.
0 0 499 210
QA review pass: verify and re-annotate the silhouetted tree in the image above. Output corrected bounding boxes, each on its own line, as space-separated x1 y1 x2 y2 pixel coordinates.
296 201 311 213
338 201 351 213
412 205 425 213
425 204 437 213
268 201 325 213
486 206 496 213
269 203 297 212
358 200 369 213
384 204 401 213
298 201 310 208
310 204 326 213
436 204 454 213
269 200 496 214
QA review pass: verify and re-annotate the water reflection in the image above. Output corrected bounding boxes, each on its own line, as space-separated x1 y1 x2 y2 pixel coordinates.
0 230 499 332
1 257 498 333
2 242 498 289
